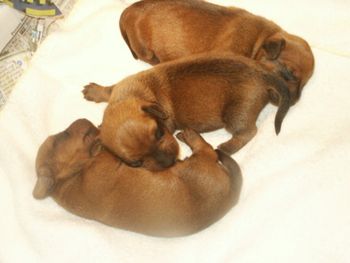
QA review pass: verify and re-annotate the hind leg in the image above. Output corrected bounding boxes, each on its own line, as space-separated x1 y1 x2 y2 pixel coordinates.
126 28 160 65
218 104 258 155
218 127 257 155
122 18 161 65
127 40 160 65
82 83 113 103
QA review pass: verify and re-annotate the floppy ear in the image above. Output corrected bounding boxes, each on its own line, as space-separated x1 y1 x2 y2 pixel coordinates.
262 36 286 60
142 104 168 120
90 139 103 157
33 166 54 200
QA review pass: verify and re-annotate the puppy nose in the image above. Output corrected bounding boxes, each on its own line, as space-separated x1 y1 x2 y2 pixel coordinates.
155 151 176 168
160 157 175 168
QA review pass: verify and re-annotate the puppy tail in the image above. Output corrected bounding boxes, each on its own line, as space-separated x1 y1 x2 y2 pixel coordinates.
263 74 291 135
119 8 139 60
215 149 242 205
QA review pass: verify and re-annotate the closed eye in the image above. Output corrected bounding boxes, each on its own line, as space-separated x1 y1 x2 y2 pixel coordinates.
129 160 143 168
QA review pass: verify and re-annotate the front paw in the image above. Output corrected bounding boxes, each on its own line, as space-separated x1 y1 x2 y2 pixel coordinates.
176 128 204 148
176 128 200 144
175 131 186 143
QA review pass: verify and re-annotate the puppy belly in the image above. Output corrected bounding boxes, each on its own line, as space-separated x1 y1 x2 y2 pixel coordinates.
174 115 224 132
169 77 228 132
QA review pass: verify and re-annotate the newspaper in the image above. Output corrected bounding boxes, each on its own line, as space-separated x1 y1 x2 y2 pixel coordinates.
0 0 77 110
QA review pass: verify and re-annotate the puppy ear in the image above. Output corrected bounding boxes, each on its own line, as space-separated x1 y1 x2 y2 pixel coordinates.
33 166 54 199
142 104 168 120
262 36 286 60
90 139 103 157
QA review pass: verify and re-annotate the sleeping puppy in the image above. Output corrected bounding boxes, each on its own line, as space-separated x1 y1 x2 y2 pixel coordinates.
83 54 291 170
119 0 314 104
33 119 242 237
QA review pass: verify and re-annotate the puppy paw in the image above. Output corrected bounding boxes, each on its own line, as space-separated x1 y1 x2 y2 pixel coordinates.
82 83 109 103
176 128 199 144
175 131 186 143
176 129 211 153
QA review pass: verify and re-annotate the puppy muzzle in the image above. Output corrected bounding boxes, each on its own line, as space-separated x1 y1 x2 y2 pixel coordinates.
154 150 176 168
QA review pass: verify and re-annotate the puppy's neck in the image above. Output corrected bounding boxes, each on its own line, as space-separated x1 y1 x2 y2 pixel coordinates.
90 149 122 172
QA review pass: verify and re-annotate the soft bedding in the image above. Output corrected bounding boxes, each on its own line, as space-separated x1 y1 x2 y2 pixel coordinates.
1 0 350 262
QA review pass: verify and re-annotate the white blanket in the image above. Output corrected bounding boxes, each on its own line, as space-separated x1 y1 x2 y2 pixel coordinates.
1 0 350 262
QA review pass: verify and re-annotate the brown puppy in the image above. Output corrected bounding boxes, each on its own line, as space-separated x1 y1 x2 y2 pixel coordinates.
33 119 242 237
120 0 314 104
83 54 290 170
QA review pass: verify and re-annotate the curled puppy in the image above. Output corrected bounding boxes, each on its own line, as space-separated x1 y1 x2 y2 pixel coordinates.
120 0 314 104
83 54 291 170
33 119 242 237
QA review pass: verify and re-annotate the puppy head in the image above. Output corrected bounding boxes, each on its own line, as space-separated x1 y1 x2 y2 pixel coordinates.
100 99 179 171
256 32 315 104
33 119 101 199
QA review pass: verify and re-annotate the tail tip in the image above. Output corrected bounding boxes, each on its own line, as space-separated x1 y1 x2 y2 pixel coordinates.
274 121 282 135
275 127 281 135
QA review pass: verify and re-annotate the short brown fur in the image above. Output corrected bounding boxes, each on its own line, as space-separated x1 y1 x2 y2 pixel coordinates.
120 0 314 104
33 119 242 237
83 54 290 170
